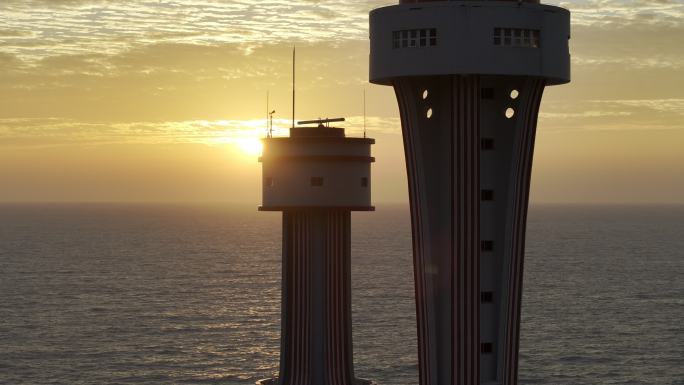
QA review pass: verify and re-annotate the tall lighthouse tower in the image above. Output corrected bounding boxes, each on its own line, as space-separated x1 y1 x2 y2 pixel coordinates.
258 118 374 385
369 1 570 385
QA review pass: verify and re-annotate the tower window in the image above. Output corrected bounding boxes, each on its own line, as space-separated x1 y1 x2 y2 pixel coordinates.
311 177 324 187
481 189 494 201
265 177 274 187
481 292 494 303
481 240 494 251
392 28 437 49
361 177 369 187
481 88 494 99
481 138 494 150
493 28 540 48
481 343 494 354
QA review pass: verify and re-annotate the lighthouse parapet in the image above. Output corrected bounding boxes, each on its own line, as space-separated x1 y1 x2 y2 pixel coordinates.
260 122 375 211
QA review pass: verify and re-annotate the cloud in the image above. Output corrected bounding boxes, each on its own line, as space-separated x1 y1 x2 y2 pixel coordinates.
0 114 402 149
539 98 684 132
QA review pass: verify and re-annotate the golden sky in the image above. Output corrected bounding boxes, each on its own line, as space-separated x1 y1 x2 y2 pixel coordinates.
1 0 683 204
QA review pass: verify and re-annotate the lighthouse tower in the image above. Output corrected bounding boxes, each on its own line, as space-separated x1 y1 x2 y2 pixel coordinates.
369 1 570 385
258 118 374 385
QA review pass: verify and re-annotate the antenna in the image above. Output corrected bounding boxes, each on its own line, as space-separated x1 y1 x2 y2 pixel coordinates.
269 110 276 137
292 46 296 129
363 89 367 138
266 90 270 137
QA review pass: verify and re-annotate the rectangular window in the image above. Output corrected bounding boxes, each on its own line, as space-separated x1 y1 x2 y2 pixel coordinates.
481 292 494 303
493 27 540 48
481 189 494 201
481 343 494 354
311 177 324 187
392 28 437 49
481 240 494 251
481 138 494 150
361 177 369 187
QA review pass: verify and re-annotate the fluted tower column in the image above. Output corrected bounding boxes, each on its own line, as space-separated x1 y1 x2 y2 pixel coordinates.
258 120 374 385
369 1 570 384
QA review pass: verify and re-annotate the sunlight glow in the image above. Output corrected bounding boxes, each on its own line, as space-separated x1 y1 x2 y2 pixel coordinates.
234 137 263 156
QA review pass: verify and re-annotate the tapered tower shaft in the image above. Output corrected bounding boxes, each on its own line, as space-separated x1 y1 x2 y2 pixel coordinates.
369 1 570 384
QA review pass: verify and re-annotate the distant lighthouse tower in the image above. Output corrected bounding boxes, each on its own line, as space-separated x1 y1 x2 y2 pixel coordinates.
258 118 374 385
369 1 570 385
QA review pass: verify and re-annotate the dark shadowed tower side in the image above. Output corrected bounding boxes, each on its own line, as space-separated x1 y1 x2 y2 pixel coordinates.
257 120 374 385
369 1 570 384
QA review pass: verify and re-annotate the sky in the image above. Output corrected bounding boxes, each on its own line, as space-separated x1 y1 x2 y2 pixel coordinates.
1 0 683 204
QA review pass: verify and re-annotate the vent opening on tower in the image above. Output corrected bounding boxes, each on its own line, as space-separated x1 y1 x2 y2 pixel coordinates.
481 292 494 303
481 190 494 201
481 240 494 251
481 88 494 99
481 138 494 150
361 177 369 187
481 343 494 354
311 177 324 187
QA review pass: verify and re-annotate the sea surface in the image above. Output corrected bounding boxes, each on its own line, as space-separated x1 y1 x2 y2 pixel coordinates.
0 204 682 385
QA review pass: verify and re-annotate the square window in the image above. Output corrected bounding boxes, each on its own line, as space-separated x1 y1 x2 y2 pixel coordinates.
429 38 437 46
481 88 494 99
420 29 427 38
481 189 494 201
481 343 494 354
493 37 501 45
481 292 494 303
481 240 494 251
430 28 437 38
311 177 324 187
361 177 369 187
481 138 494 150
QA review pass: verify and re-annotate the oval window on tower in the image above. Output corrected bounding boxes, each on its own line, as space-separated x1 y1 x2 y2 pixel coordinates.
426 108 433 119
505 108 515 119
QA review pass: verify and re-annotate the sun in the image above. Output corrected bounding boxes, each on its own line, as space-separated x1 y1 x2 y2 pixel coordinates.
235 137 263 156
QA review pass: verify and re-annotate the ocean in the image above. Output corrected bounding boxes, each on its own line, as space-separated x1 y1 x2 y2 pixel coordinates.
0 204 682 384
